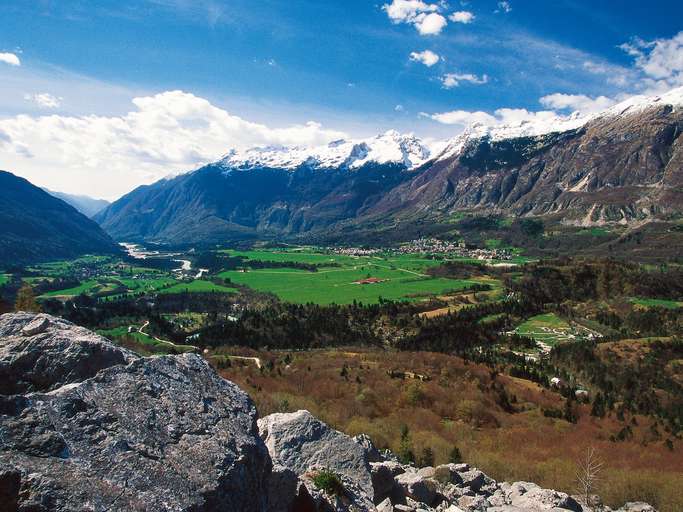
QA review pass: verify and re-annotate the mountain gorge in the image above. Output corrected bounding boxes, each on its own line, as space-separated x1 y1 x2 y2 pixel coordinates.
95 88 683 247
0 171 120 265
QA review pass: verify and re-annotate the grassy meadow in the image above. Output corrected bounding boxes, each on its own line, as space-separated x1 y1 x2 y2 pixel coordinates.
219 249 490 304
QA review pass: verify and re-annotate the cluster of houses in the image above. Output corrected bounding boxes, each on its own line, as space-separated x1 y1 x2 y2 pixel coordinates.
329 238 514 261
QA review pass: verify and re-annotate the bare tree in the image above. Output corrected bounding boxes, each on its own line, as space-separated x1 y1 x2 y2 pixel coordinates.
575 446 604 508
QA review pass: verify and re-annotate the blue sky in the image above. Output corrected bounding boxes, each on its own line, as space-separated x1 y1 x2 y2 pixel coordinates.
0 0 682 198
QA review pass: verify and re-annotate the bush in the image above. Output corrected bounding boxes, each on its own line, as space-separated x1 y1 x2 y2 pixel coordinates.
312 470 344 496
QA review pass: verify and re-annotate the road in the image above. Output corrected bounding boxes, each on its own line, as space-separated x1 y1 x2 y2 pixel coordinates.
136 321 198 351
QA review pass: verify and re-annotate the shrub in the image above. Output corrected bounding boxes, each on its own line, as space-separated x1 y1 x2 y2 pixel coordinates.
312 470 344 496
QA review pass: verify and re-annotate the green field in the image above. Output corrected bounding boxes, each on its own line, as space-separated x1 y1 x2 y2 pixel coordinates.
218 249 483 304
97 326 196 353
40 279 110 298
630 297 683 309
158 280 236 294
0 274 10 286
514 313 579 347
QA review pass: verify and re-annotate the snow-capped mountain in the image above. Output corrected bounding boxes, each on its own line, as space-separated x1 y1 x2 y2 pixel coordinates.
218 130 432 171
95 86 683 246
436 86 683 162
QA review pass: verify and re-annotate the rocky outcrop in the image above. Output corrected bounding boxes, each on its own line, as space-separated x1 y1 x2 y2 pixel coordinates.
0 313 659 511
258 409 375 510
0 313 270 511
0 312 137 394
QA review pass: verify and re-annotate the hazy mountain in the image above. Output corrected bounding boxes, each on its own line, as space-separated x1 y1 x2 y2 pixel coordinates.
44 189 111 218
96 88 683 245
0 171 120 265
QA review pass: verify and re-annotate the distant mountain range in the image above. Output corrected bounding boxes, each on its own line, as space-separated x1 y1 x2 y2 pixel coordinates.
44 189 111 218
0 171 120 265
95 87 683 248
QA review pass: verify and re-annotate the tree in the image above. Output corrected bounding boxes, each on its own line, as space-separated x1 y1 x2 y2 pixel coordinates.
419 447 435 468
397 424 415 464
590 392 606 418
449 445 462 463
575 447 603 508
14 284 40 313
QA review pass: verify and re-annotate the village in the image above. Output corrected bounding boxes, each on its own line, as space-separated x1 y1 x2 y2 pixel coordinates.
330 238 514 261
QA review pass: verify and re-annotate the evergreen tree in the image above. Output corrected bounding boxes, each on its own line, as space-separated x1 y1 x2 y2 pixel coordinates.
449 445 462 463
397 424 415 464
419 447 435 467
590 393 606 418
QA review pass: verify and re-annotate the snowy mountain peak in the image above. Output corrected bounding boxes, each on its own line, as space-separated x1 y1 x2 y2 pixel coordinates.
435 85 683 162
218 130 432 172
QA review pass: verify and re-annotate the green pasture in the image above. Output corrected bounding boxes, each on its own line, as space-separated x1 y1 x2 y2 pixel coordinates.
97 326 196 353
158 280 236 294
514 313 580 347
630 297 683 309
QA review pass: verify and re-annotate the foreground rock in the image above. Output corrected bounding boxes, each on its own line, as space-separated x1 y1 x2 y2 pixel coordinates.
259 409 375 510
0 312 137 394
0 312 270 511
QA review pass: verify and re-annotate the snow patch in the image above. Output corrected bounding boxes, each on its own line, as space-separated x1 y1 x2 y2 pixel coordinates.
217 130 432 172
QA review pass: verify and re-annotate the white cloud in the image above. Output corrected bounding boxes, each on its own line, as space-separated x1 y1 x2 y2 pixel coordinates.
415 12 447 35
395 104 405 112
0 52 21 66
24 93 62 109
441 73 488 88
0 90 347 199
449 11 475 24
495 1 512 13
409 50 440 67
424 109 497 125
619 31 683 93
382 0 447 36
540 93 615 114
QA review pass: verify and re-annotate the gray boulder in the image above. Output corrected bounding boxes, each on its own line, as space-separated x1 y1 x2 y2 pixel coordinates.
0 316 271 512
395 471 438 506
258 409 374 501
504 482 582 511
354 433 384 463
0 312 137 394
616 504 657 512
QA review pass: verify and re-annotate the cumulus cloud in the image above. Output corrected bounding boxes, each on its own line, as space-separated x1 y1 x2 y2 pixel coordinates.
619 31 683 93
24 93 62 109
0 90 347 198
382 0 447 35
409 50 440 67
424 106 572 128
495 1 512 13
449 11 474 24
540 93 615 114
441 73 488 88
424 109 497 126
0 52 21 66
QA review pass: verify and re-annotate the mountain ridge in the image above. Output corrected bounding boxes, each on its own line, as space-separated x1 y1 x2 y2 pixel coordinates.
95 87 683 246
0 171 120 265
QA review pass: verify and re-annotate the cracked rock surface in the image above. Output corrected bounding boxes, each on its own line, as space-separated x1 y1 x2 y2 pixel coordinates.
0 313 270 512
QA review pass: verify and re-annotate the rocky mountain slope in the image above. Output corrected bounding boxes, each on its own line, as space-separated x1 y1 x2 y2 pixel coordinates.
44 189 111 218
0 171 120 265
95 88 683 246
0 312 656 511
